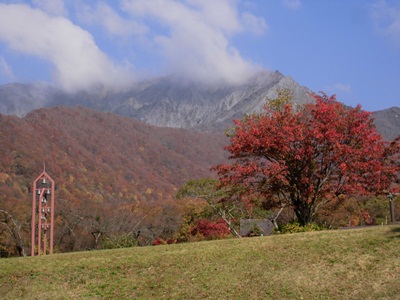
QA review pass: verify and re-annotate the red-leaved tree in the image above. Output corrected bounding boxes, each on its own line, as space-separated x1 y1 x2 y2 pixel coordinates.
190 219 230 240
214 93 399 226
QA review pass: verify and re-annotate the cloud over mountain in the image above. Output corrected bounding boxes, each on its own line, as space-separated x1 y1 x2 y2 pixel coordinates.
122 0 263 85
0 1 267 90
0 3 134 91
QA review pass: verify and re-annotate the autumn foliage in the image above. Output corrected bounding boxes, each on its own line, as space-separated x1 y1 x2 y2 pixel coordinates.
215 93 400 225
190 219 230 240
0 107 228 255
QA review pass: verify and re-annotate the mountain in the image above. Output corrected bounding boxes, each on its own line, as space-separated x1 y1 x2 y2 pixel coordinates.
0 107 230 252
0 83 61 116
0 71 313 130
373 107 400 141
0 70 398 138
111 71 313 130
0 106 227 203
0 76 398 253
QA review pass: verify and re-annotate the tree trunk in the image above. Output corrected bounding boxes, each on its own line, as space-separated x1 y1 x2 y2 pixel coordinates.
293 201 312 226
92 232 102 249
271 205 285 231
207 201 241 238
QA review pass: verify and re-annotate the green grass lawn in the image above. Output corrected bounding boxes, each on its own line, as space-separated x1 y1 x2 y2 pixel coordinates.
1 225 400 299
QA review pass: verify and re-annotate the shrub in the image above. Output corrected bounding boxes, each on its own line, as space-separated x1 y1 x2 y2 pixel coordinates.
152 238 167 246
247 224 264 237
103 234 137 249
190 219 230 240
280 222 325 234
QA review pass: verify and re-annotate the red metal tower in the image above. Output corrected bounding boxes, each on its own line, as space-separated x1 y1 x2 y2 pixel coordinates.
31 166 55 256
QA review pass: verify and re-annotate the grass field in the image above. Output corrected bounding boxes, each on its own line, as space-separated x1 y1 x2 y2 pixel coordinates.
1 225 400 299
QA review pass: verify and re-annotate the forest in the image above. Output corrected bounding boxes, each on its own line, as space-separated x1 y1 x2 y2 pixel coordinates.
0 97 399 257
0 106 228 255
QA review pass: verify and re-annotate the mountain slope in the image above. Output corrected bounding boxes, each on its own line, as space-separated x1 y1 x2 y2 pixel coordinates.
0 106 227 203
0 107 230 251
111 71 313 130
0 71 398 138
0 71 313 130
373 107 400 141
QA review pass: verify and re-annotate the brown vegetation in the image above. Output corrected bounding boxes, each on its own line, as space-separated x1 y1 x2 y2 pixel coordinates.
0 106 228 255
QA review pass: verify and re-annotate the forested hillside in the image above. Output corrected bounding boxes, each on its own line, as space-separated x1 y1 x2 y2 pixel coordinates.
0 107 228 254
0 104 398 256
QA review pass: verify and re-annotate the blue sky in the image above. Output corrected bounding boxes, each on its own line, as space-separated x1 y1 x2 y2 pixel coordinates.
0 0 399 111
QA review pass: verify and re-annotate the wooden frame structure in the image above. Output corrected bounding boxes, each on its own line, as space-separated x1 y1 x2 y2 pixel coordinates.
31 167 55 256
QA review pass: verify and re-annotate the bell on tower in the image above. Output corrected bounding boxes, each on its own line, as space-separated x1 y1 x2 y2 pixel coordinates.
31 165 55 256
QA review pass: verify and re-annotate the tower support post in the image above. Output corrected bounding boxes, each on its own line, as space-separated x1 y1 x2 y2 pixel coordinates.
31 167 55 256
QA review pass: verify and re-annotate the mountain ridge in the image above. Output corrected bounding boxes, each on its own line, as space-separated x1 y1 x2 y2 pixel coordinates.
0 71 313 128
372 107 400 141
0 70 398 139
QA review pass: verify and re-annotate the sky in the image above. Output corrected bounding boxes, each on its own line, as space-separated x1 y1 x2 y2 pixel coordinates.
0 0 399 111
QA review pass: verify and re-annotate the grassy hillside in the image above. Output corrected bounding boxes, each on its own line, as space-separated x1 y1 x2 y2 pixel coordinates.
1 225 400 299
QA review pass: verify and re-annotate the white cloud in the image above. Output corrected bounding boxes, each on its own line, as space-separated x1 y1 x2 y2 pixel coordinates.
121 0 263 85
0 3 135 91
76 1 147 38
333 83 352 93
371 0 400 45
324 82 352 96
32 0 68 17
0 56 15 81
0 1 268 89
182 0 243 35
282 0 301 10
241 12 268 36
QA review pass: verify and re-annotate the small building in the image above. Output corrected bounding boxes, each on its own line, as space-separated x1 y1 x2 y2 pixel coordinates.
240 219 274 237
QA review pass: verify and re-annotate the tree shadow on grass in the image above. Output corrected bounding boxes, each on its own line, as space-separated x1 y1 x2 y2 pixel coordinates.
388 225 400 238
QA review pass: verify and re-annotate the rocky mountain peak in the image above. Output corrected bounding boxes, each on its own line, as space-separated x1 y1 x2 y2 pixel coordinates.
0 71 398 138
